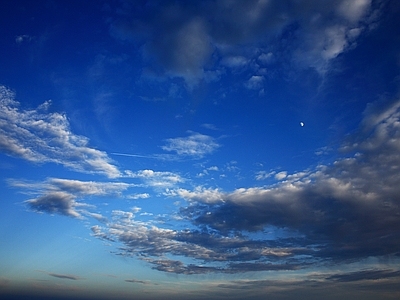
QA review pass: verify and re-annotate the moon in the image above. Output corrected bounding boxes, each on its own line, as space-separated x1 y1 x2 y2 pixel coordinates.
300 122 304 127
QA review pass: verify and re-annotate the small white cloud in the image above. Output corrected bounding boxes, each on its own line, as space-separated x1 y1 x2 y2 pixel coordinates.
126 169 184 188
220 56 248 68
201 123 219 130
127 193 150 200
258 52 274 64
337 0 371 23
255 171 275 181
162 131 220 158
245 75 264 90
208 166 219 171
275 171 287 180
15 35 32 44
165 186 224 203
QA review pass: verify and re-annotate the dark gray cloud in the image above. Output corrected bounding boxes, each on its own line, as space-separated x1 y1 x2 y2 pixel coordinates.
170 99 400 269
125 278 149 284
10 177 136 219
48 273 82 280
26 192 81 218
326 269 400 282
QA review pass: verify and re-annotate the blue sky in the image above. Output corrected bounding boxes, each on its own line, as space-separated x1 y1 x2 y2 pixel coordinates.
1 0 400 299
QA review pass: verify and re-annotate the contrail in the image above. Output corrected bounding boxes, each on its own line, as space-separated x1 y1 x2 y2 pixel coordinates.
110 152 155 159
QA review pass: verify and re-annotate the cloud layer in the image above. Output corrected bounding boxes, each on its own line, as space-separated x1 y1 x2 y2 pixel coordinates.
111 0 377 84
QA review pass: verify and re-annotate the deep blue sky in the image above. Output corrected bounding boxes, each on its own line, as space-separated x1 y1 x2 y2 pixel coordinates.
1 1 400 299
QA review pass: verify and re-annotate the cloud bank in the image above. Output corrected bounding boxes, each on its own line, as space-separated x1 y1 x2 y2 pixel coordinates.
92 98 400 274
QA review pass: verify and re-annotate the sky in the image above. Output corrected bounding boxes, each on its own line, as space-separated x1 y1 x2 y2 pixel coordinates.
1 0 400 299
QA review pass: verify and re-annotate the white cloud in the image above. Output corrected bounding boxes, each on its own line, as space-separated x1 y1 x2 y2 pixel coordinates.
255 171 275 180
208 166 219 171
275 171 287 180
127 193 150 200
245 75 264 90
220 56 249 68
165 186 224 204
201 123 219 130
337 0 371 23
258 52 274 64
15 34 32 44
126 169 184 188
0 86 121 178
162 131 220 158
9 178 133 197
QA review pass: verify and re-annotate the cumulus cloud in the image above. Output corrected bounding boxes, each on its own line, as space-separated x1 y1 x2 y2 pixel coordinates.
0 86 121 178
162 131 220 158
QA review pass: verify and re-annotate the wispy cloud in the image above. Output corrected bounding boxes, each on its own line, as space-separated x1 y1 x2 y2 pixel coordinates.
0 86 121 178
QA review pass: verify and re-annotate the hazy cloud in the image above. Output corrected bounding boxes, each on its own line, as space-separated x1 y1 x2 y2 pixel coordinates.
111 0 377 83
